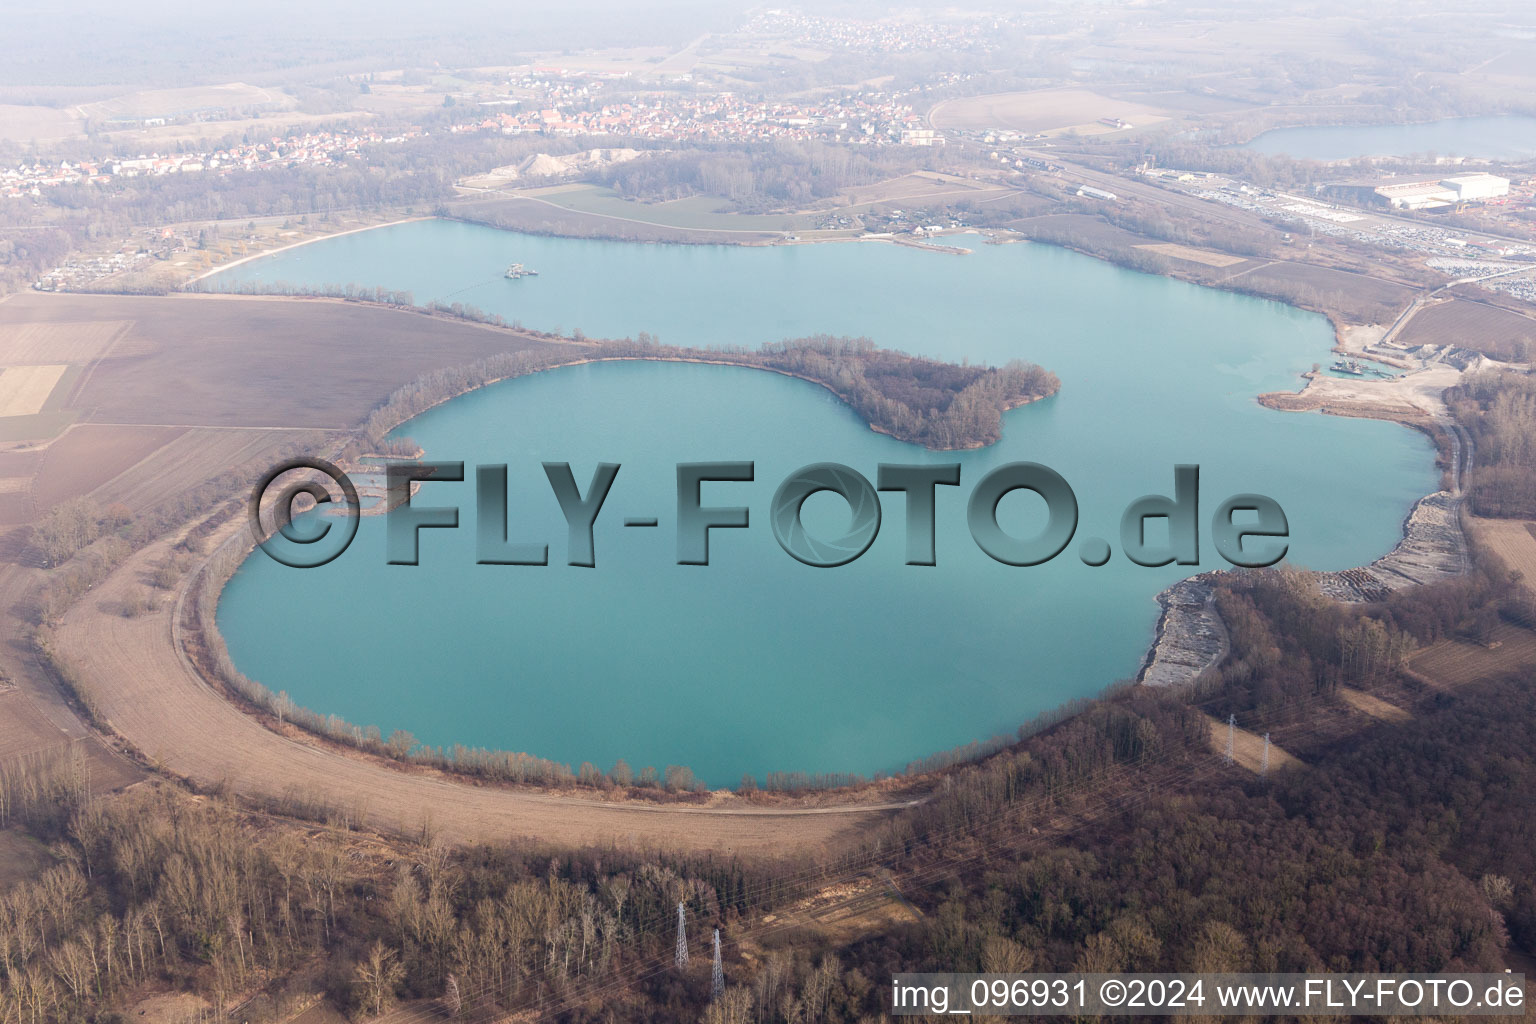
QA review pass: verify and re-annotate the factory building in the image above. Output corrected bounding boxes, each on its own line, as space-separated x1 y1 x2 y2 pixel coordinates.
1374 172 1508 210
1440 172 1509 201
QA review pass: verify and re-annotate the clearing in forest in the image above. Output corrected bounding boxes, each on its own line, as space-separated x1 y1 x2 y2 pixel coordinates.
1204 713 1302 774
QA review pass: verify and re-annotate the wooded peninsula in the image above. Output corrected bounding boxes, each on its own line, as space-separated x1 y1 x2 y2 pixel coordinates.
358 327 1060 453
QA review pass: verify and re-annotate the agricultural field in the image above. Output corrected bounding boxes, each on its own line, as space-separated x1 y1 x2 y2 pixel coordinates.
0 364 68 417
830 171 1015 210
1397 298 1536 361
1135 242 1248 267
0 318 129 364
0 102 79 143
1470 516 1536 591
1408 622 1536 689
75 81 292 121
0 318 127 441
928 87 1172 135
0 689 70 761
28 424 185 511
1234 261 1415 324
0 293 566 530
87 427 319 513
1 82 308 143
0 292 563 430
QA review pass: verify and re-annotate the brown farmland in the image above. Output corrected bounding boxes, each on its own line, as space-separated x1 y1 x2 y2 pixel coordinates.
87 427 322 513
1397 299 1536 361
30 424 185 510
1470 516 1536 595
1232 262 1414 324
1408 622 1536 690
0 292 563 428
0 318 129 366
928 88 1171 134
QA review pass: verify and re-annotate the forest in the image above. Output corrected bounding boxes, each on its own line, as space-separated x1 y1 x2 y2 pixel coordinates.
7 542 1536 1024
591 142 929 213
1447 369 1536 518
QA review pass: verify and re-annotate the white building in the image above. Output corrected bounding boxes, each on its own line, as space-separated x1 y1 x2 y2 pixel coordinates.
1376 172 1510 209
1376 181 1456 209
1440 173 1509 201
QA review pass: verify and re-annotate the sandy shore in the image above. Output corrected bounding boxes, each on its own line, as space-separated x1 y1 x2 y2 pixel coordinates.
50 514 918 851
189 216 434 283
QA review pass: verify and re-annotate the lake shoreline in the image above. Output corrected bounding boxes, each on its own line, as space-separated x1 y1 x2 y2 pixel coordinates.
188 215 437 283
197 219 1442 786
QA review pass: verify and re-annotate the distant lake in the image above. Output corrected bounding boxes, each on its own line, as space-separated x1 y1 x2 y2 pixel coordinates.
210 221 1435 785
1239 115 1536 162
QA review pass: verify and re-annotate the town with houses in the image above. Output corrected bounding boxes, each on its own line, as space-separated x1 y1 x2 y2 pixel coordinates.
2 127 424 199
2 78 962 201
7 1 1536 301
448 85 957 146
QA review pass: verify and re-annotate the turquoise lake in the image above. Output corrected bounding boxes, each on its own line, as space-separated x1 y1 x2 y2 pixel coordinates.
213 220 1436 785
1239 115 1536 162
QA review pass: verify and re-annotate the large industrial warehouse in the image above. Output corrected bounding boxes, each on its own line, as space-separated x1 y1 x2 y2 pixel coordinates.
1375 171 1510 209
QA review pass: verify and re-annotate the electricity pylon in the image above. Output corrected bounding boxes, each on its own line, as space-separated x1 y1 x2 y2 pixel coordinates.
675 902 689 969
712 929 724 999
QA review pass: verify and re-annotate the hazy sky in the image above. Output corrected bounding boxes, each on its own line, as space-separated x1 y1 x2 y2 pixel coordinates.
1 0 757 88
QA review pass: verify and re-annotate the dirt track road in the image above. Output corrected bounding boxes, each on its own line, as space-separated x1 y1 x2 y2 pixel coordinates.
52 531 913 853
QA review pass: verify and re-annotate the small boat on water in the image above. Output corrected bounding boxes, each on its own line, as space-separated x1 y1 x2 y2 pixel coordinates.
505 262 538 279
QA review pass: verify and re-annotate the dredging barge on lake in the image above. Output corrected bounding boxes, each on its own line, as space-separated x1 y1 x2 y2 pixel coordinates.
1332 358 1394 378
